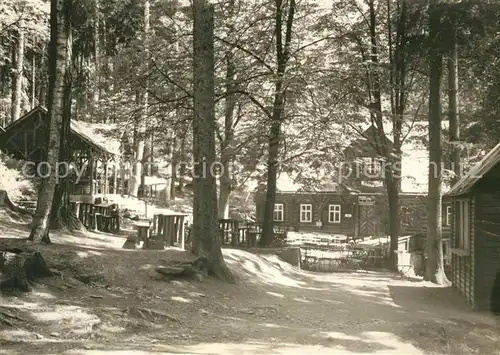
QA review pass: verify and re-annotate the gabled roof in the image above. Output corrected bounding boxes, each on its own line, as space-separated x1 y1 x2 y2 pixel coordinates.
70 119 121 156
360 125 394 145
0 106 121 156
343 125 393 154
446 142 500 197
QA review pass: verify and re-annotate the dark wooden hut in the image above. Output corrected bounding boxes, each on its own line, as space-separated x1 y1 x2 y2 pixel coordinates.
445 142 500 311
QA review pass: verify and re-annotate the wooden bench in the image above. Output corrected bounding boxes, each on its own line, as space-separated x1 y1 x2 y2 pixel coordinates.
134 220 152 245
152 214 187 249
94 214 120 233
273 225 289 245
85 203 120 233
218 219 239 246
237 227 248 245
246 223 262 247
15 200 37 212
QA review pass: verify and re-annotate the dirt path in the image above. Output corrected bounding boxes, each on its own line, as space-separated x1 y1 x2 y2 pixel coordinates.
1 246 499 355
0 216 499 355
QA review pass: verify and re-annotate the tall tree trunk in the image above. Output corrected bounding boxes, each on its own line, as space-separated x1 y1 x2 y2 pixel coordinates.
0 46 10 126
8 46 15 116
260 0 296 247
29 0 71 243
364 0 400 269
129 0 149 197
169 134 177 200
177 135 186 193
93 0 101 121
31 38 36 109
141 133 151 196
260 118 281 246
218 160 231 219
11 18 25 122
385 169 400 268
385 0 409 271
38 44 47 107
50 27 80 230
218 3 237 219
192 0 234 282
448 29 460 186
163 133 174 202
426 0 448 284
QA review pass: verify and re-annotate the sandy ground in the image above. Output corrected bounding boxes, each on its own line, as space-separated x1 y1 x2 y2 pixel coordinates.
0 209 499 355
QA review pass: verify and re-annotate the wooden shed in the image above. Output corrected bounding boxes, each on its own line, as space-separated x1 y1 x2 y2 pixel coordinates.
445 142 500 311
0 106 129 203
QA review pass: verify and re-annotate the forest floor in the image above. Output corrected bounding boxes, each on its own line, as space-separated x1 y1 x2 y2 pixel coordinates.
0 208 499 355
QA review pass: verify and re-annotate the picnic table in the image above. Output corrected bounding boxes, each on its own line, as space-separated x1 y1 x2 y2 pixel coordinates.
246 222 262 247
134 219 152 245
92 203 120 233
151 213 188 249
219 219 240 246
15 200 37 212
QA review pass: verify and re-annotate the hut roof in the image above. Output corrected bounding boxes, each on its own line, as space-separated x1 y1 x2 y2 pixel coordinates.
446 142 500 197
0 106 122 157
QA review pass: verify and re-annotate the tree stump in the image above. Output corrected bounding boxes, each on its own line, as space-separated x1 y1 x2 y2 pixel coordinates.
154 256 208 281
0 251 53 292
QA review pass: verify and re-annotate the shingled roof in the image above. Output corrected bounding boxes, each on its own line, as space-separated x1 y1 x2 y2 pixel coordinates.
0 106 122 157
446 142 500 197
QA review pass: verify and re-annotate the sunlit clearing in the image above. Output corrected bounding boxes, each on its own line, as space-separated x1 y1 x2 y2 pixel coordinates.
267 291 285 298
98 324 126 333
67 352 156 355
347 288 400 308
293 297 310 303
31 305 99 323
260 323 288 328
321 331 362 341
30 291 56 300
76 250 103 258
171 296 191 303
0 298 40 310
223 249 325 290
360 331 424 353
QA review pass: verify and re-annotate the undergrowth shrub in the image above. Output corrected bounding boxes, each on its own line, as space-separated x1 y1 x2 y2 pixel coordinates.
0 154 35 201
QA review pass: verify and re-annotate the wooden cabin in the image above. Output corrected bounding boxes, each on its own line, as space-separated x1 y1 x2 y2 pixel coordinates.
445 143 500 312
255 190 358 236
0 106 129 204
255 123 452 242
255 191 452 240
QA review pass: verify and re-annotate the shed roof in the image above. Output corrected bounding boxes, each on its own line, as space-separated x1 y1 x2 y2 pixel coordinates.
70 119 121 156
446 142 500 197
0 106 121 156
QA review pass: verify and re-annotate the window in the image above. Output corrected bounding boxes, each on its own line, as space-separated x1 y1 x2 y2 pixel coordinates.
362 157 382 176
358 195 374 204
328 204 341 223
455 200 470 251
273 203 284 221
300 204 312 222
445 205 452 226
